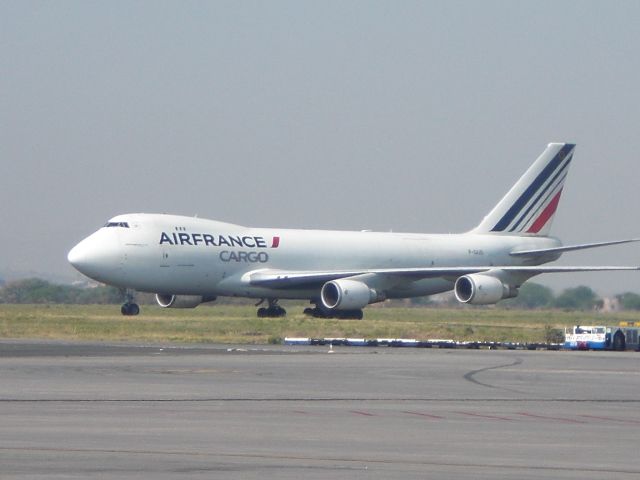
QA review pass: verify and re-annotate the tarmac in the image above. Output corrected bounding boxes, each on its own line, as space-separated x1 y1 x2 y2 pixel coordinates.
1 339 639 479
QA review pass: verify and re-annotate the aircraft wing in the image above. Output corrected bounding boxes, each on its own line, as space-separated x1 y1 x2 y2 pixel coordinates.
245 267 490 288
245 266 640 289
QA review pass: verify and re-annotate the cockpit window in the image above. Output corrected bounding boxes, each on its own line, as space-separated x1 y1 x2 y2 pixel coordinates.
104 222 130 228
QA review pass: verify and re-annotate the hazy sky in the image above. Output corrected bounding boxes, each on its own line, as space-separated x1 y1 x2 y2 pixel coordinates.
2 1 639 294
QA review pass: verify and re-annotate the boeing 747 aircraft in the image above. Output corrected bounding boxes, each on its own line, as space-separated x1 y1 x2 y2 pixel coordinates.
68 143 639 318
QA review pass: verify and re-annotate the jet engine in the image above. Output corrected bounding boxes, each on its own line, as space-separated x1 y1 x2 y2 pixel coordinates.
320 279 381 311
155 294 216 309
454 274 518 305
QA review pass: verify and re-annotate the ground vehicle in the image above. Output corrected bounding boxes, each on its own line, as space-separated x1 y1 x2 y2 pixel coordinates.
564 326 607 350
564 325 640 351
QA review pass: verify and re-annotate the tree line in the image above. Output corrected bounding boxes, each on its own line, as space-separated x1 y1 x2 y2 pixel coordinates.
406 282 640 310
1 278 640 310
0 278 124 304
500 283 640 310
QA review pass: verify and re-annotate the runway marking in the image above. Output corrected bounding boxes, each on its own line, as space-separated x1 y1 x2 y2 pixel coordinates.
577 414 640 424
1 446 640 476
1 397 640 403
401 410 444 420
516 412 587 424
453 411 513 421
496 368 640 376
463 357 524 393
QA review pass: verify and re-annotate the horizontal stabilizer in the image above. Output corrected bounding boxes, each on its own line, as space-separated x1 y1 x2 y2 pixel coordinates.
510 238 640 257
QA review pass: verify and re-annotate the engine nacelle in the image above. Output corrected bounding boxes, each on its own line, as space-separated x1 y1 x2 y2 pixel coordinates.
155 294 216 309
320 279 381 311
454 274 518 305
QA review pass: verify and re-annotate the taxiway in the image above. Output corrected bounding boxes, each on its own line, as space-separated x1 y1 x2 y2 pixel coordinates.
1 340 639 479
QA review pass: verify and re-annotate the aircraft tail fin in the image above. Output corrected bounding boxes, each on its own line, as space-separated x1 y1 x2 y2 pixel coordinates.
472 143 575 236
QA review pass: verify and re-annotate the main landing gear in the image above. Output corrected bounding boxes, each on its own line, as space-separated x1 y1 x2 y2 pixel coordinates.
303 304 364 320
256 299 286 318
120 289 140 316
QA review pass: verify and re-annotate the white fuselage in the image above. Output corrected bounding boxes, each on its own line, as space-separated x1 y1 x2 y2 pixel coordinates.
68 213 561 300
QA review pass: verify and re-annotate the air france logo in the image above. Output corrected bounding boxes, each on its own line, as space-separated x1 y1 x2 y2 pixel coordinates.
159 232 280 248
159 232 280 263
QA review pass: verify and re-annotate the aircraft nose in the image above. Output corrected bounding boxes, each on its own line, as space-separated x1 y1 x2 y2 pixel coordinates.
67 239 94 271
68 230 123 281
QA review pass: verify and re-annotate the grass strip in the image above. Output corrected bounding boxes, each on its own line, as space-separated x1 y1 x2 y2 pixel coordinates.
1 304 637 345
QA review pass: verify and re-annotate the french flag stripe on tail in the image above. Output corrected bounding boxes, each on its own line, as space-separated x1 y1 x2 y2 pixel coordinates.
491 144 574 233
527 189 564 233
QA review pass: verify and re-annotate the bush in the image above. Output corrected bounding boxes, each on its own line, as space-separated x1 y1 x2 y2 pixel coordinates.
544 325 564 343
502 283 554 309
617 292 640 310
553 286 599 310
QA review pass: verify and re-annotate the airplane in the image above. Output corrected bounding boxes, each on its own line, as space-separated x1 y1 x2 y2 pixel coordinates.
68 143 639 318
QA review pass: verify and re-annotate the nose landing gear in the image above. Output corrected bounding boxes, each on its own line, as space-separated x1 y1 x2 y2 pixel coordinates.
120 289 140 316
121 303 140 316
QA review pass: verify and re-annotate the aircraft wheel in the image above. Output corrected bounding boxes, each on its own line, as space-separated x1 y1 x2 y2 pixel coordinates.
303 308 314 316
259 306 286 317
312 308 331 318
121 303 140 316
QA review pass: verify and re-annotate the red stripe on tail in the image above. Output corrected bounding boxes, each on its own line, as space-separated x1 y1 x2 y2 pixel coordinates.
527 189 563 234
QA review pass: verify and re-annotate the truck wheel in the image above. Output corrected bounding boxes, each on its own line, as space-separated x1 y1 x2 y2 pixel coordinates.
613 331 626 351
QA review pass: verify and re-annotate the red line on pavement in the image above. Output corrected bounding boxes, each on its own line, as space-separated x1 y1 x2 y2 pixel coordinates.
517 412 586 424
402 411 444 420
454 411 512 421
577 414 640 424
